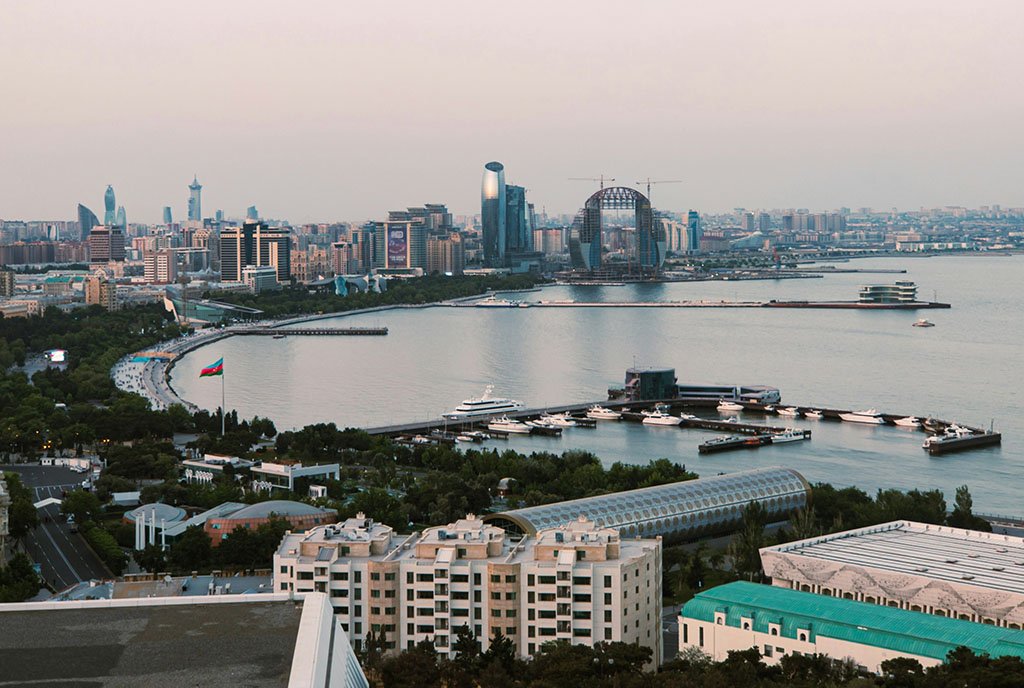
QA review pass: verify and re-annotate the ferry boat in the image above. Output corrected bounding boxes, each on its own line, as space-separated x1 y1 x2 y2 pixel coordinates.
804 409 824 419
443 386 525 421
894 416 922 428
586 405 622 420
476 295 523 308
539 412 576 427
777 407 801 417
717 400 744 412
641 410 682 426
487 416 532 434
771 429 809 444
912 319 936 328
839 409 886 425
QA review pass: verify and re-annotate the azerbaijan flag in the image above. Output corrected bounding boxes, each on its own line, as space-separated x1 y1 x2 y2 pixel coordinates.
200 358 224 377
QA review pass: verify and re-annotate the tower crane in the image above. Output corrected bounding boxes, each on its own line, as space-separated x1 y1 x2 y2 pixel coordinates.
569 175 616 191
635 178 682 202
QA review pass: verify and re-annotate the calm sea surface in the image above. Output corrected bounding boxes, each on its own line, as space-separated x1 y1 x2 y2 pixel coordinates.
171 255 1022 513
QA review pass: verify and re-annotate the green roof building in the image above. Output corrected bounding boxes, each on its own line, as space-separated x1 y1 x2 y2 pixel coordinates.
680 581 1024 673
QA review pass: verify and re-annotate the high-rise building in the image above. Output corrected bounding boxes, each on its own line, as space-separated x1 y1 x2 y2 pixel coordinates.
481 161 506 266
87 226 126 263
686 211 702 254
373 221 425 270
742 212 756 231
163 206 173 224
426 232 465 275
758 212 771 232
0 269 15 297
505 184 533 254
219 222 291 283
77 204 100 241
246 206 259 221
188 176 202 221
84 274 118 310
274 514 662 664
143 250 178 284
115 206 126 229
215 209 224 224
348 225 376 273
103 185 116 225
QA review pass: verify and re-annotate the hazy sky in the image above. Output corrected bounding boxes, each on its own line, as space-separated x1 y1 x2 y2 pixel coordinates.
2 1 1022 223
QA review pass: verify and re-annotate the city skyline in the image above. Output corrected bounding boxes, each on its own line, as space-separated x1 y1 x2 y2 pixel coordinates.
1 1 1022 222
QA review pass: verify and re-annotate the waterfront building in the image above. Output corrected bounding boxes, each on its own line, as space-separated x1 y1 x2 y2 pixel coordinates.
0 269 15 297
103 185 116 225
274 513 662 664
143 249 177 284
87 226 126 263
250 461 342 493
686 210 702 254
679 581 1024 674
0 592 368 688
858 281 918 303
484 467 809 542
84 274 118 310
373 221 425 270
505 184 533 254
761 521 1024 628
219 222 291 283
77 203 99 241
242 265 281 294
426 232 465 275
481 161 507 267
187 175 202 221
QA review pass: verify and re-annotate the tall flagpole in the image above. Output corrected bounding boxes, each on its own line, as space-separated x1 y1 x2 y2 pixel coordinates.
221 360 226 436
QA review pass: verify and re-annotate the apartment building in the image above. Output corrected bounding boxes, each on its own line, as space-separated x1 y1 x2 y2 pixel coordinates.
274 513 662 666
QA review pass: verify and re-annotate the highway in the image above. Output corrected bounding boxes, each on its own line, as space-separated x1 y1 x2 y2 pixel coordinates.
5 465 112 591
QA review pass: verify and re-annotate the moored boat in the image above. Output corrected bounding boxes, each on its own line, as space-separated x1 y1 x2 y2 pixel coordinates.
894 416 922 428
641 410 682 426
586 405 622 420
777 407 801 417
443 386 524 421
804 409 824 419
717 399 744 412
487 416 531 434
539 412 576 427
839 409 885 424
771 429 809 443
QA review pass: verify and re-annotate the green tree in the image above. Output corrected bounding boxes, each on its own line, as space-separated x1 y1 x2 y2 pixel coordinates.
168 525 212 572
947 485 992 532
61 489 102 524
728 501 768 581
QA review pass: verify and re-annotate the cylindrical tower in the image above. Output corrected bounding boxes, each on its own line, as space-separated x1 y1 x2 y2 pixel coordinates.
481 161 506 267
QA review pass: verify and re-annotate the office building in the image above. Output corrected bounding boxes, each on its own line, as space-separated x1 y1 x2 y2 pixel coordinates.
680 581 1024 674
858 281 918 303
87 226 126 263
426 232 465 275
163 206 173 224
143 250 177 284
686 211 702 254
274 513 662 665
758 212 771 232
761 521 1024 628
188 176 202 221
246 205 259 220
348 224 376 273
373 221 425 270
103 185 116 225
485 467 809 543
0 269 15 297
77 204 100 241
251 462 342 493
84 275 118 310
0 593 368 688
242 265 281 294
219 222 291 283
505 184 533 254
481 161 507 266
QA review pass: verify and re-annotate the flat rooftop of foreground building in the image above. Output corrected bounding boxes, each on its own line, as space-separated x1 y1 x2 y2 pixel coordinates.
0 595 302 687
683 581 1024 662
761 521 1024 595
483 466 810 536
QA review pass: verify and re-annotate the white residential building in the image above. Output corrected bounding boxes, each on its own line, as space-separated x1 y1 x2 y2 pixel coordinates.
274 513 662 665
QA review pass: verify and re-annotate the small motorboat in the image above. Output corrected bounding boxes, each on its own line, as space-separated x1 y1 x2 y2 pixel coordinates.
717 399 744 412
586 405 622 420
912 319 936 328
679 413 698 421
539 412 576 427
771 429 809 444
804 409 824 419
777 407 801 418
839 409 886 425
641 410 682 426
488 416 532 434
894 416 922 428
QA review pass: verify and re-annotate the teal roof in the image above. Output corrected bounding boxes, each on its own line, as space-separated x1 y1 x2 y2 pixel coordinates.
681 581 1024 662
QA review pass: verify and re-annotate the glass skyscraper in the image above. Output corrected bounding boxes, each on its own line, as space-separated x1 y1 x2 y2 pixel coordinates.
116 206 126 229
504 184 533 253
163 207 173 224
77 204 99 241
481 161 506 267
103 185 116 225
686 211 702 254
188 176 202 221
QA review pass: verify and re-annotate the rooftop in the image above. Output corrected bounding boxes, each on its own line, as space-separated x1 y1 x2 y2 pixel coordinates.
683 581 1024 662
227 500 335 520
762 521 1024 595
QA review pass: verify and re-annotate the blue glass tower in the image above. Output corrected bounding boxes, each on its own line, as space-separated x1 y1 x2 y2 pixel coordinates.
686 211 702 254
481 162 506 267
163 207 173 224
116 206 126 229
188 176 202 221
78 204 99 241
103 185 116 225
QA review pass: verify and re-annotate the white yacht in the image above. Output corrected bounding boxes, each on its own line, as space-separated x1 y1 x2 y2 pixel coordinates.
894 416 922 428
912 318 936 328
539 412 577 428
641 410 682 426
717 399 744 412
777 407 801 417
586 405 622 420
443 386 524 421
804 409 824 419
679 412 698 421
839 409 886 425
771 429 809 443
487 416 531 434
476 295 521 308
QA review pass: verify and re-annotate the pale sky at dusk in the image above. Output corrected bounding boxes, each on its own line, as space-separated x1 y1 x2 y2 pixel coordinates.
2 1 1022 223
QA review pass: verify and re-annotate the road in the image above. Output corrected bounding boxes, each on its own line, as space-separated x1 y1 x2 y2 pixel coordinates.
4 464 112 590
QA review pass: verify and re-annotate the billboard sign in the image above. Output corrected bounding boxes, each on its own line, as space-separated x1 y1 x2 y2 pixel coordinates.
387 223 409 268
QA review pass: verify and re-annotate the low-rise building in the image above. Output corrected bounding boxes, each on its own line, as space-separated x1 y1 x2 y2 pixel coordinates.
679 581 1024 674
242 265 282 294
760 521 1024 628
251 461 342 493
274 513 662 665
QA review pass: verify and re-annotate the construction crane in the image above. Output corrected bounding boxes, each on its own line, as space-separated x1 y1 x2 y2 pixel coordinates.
636 178 682 202
569 175 616 191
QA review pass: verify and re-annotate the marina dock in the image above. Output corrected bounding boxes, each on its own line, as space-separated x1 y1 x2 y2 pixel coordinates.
483 300 952 310
234 326 388 336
